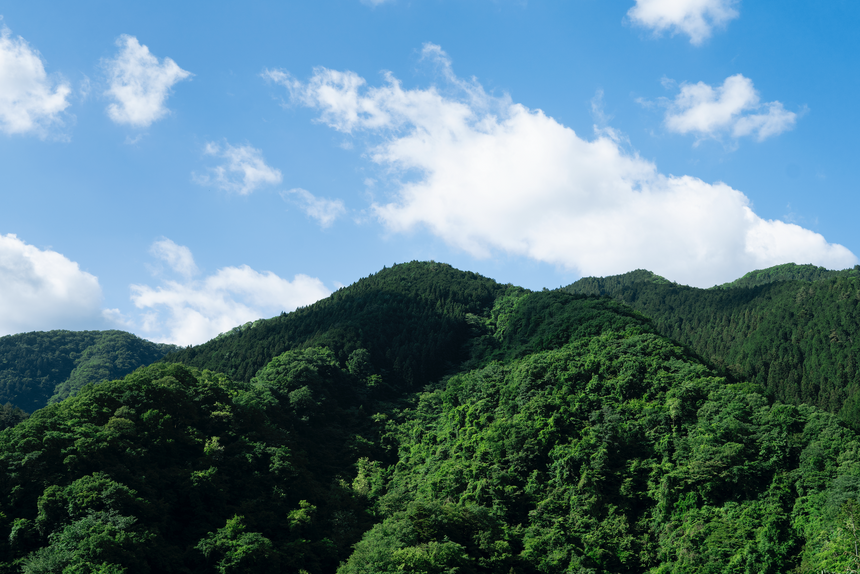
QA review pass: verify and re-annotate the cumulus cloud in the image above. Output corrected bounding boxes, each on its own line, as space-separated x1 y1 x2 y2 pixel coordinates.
0 24 71 136
627 0 739 45
131 239 330 345
0 234 103 335
283 188 346 228
104 35 191 127
664 74 797 142
194 141 283 195
268 44 857 288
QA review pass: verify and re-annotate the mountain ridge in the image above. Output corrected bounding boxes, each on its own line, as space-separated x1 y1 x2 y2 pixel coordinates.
565 262 860 424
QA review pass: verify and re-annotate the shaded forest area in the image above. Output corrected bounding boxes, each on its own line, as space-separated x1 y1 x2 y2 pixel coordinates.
0 331 178 413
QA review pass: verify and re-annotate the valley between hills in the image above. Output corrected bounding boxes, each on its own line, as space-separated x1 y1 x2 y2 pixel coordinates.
1 261 860 573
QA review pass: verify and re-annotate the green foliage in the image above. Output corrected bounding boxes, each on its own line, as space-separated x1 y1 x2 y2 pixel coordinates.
565 265 860 422
357 328 860 573
0 330 177 411
196 516 279 574
714 262 859 290
562 269 671 297
2 261 860 573
338 502 520 574
163 261 506 390
0 359 373 572
0 402 28 431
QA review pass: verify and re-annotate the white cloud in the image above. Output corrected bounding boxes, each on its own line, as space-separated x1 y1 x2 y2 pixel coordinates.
150 237 198 279
104 35 191 127
0 234 103 335
628 0 739 45
270 44 857 288
361 0 393 5
283 188 346 228
0 24 71 136
194 141 283 195
664 74 797 142
131 239 330 345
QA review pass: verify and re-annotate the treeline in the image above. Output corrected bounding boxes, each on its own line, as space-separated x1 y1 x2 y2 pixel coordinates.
0 331 177 412
565 264 860 425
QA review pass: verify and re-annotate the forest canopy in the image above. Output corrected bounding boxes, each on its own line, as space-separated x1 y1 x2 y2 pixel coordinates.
1 261 860 572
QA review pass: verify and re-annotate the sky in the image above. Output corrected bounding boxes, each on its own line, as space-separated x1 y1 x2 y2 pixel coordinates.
1 0 859 345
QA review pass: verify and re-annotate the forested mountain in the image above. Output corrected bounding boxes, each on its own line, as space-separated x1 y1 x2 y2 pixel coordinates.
565 263 860 425
162 262 507 389
716 263 860 290
1 261 860 572
0 331 178 412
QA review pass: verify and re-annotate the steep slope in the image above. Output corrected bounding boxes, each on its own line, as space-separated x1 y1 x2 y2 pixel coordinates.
565 265 860 423
0 330 178 412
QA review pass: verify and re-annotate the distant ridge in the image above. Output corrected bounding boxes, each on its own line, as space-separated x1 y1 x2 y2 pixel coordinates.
565 263 860 422
563 268 671 297
0 330 178 411
714 262 860 289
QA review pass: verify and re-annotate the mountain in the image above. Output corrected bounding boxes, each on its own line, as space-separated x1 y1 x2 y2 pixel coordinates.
0 261 859 572
565 263 860 425
0 330 179 412
161 262 507 389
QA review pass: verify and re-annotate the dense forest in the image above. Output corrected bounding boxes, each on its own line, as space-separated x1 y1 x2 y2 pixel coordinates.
0 331 178 413
1 261 859 572
566 263 860 426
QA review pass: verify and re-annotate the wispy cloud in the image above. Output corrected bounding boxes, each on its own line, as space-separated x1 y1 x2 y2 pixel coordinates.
104 35 192 127
0 24 71 136
627 0 739 45
150 237 198 279
131 239 330 345
663 74 798 143
270 44 856 288
283 188 346 228
194 141 283 195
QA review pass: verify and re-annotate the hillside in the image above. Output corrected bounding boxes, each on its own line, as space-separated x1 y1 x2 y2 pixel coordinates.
161 262 507 390
565 264 860 425
1 261 859 572
0 330 178 412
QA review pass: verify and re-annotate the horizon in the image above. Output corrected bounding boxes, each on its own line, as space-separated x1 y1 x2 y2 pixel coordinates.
2 1 858 345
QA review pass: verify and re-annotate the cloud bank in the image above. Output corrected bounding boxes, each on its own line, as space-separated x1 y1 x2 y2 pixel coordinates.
664 74 797 142
0 234 103 335
628 0 739 45
0 25 71 136
269 44 857 288
195 141 283 195
132 239 330 345
104 35 192 127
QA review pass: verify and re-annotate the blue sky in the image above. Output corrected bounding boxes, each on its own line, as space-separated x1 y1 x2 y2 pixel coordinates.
1 0 858 344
